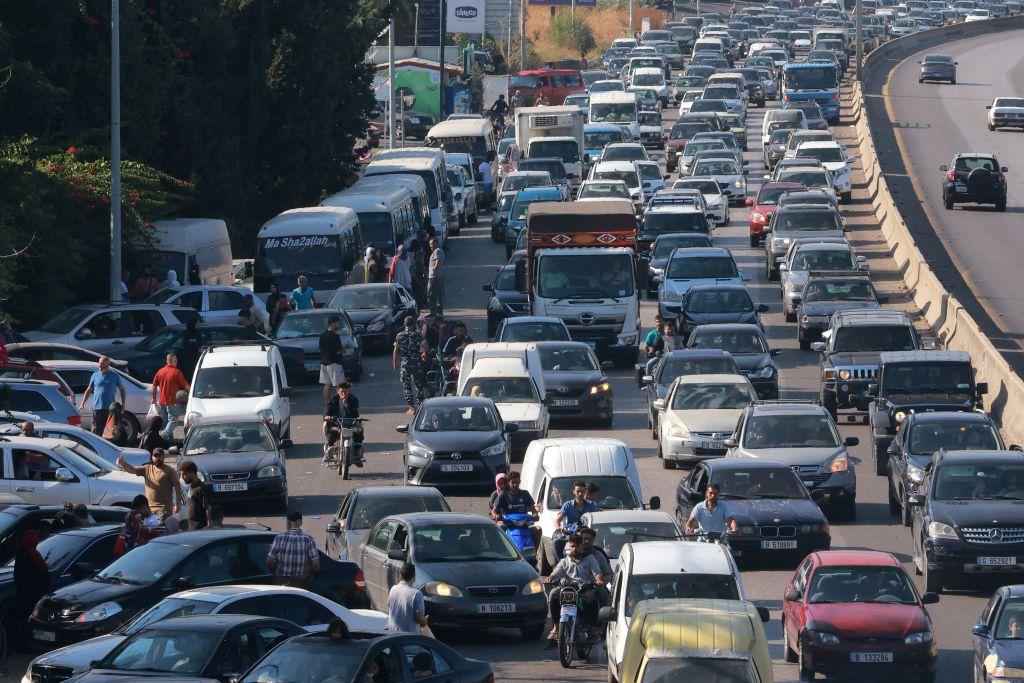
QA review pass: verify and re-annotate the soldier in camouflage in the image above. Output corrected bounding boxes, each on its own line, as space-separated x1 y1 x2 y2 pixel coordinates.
392 315 426 414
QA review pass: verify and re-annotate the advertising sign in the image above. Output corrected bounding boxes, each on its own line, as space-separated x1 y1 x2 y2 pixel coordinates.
446 0 486 33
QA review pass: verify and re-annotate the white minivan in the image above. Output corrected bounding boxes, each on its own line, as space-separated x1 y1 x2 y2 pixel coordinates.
134 218 234 286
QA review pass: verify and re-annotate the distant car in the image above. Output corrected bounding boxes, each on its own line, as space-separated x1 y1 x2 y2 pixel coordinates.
494 316 571 343
274 308 363 381
0 379 81 427
145 285 266 323
536 341 613 426
658 247 744 319
0 360 74 399
780 240 865 322
797 274 880 349
687 157 747 205
639 349 741 440
23 302 199 355
677 284 769 338
918 53 957 83
746 181 804 247
0 504 128 565
1 421 150 469
3 343 129 368
782 550 938 681
325 486 451 561
645 233 714 296
940 153 1008 211
987 96 1024 131
326 283 417 351
484 265 529 338
578 509 682 570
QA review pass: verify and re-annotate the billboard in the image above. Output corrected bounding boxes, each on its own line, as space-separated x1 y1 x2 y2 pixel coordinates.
528 0 597 5
447 0 487 33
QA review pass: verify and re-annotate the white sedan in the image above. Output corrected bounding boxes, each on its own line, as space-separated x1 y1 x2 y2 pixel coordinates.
987 97 1024 131
38 360 153 442
657 373 757 469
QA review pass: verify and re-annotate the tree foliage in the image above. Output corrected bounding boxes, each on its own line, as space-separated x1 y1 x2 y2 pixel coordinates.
549 11 597 57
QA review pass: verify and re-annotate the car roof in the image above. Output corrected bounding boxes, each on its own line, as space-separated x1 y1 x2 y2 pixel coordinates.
814 550 901 567
190 414 273 428
172 584 337 602
879 350 970 363
198 344 276 367
145 614 284 631
504 316 563 325
0 434 70 449
626 540 735 574
909 410 991 424
148 529 274 548
687 284 748 293
386 512 491 526
834 309 913 326
797 140 843 150
664 349 734 360
669 247 732 258
935 450 1023 466
49 523 123 539
581 510 674 525
705 458 795 472
420 396 497 408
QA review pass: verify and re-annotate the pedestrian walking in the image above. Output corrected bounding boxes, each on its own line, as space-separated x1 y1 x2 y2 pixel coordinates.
138 414 174 453
479 151 494 209
188 259 202 285
151 353 190 440
392 315 426 413
387 562 429 633
266 283 289 332
267 510 320 588
319 315 346 406
366 247 387 283
243 294 270 334
131 265 159 301
290 275 317 310
160 269 180 289
79 356 127 436
179 460 208 530
116 448 185 522
178 317 203 381
427 238 445 317
389 244 413 291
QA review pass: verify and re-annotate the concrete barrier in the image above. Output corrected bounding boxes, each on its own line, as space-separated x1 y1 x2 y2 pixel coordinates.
852 17 1024 445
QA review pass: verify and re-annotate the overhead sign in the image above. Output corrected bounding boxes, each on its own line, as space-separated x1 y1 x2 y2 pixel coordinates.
446 0 486 34
528 0 597 6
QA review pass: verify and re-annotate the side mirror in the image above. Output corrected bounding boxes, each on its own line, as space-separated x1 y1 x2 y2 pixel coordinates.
844 436 860 447
888 441 902 456
784 588 802 602
648 496 661 510
172 576 196 590
168 446 181 455
642 374 654 385
922 592 940 605
977 382 989 396
986 105 993 110
280 438 293 449
653 399 666 410
387 548 406 561
482 284 492 292
326 520 341 533
770 349 781 356
757 304 770 313
810 489 826 502
745 198 754 206
1003 166 1009 173
940 164 948 172
598 605 617 622
601 361 614 370
779 264 789 273
723 437 737 448
54 468 76 483
504 423 520 433
395 424 409 433
1011 444 1023 452
907 494 924 507
972 623 990 636
280 387 292 398
867 382 879 397
756 605 771 623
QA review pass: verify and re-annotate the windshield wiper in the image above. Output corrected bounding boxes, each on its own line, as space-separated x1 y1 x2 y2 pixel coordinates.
720 493 751 499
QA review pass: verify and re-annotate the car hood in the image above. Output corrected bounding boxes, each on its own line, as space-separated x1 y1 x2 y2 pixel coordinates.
883 395 973 411
345 308 390 325
931 500 1024 528
418 559 537 588
30 634 128 677
664 277 744 298
188 396 275 419
827 352 882 367
725 497 826 525
39 578 139 613
822 161 849 173
638 125 662 134
667 408 743 433
69 673 220 682
737 445 845 467
730 352 774 373
707 173 743 187
990 641 1024 670
412 430 504 452
806 603 928 639
801 301 879 316
181 450 279 475
543 370 606 391
274 336 319 353
496 403 543 423
683 310 760 326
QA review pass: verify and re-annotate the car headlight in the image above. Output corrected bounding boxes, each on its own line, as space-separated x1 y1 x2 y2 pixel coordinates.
838 369 852 380
991 663 1024 679
480 442 506 458
367 320 386 333
904 631 933 645
75 601 123 623
258 409 275 424
894 410 907 423
733 180 743 188
750 211 766 223
928 521 958 539
589 382 611 395
649 267 664 276
667 422 689 438
823 369 836 380
186 411 202 427
801 522 830 534
408 444 432 460
751 366 775 379
809 629 840 645
907 463 925 484
522 579 544 596
423 581 463 598
829 454 849 472
518 419 543 430
257 465 283 478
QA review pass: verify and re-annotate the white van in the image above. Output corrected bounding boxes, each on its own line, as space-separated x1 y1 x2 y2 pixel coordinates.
589 91 640 142
347 174 431 235
459 348 548 455
364 151 453 245
425 119 497 172
519 437 650 572
443 151 485 212
134 218 233 286
321 185 416 257
253 207 362 304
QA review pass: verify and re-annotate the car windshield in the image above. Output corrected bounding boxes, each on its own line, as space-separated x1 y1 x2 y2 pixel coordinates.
908 422 1000 455
653 235 712 256
505 175 551 191
775 210 841 231
684 141 727 155
882 362 973 397
501 321 570 342
184 422 274 455
446 170 464 188
594 169 640 188
676 77 706 88
686 289 753 313
519 161 566 181
832 325 916 352
5 533 92 571
779 170 830 188
625 573 740 617
716 467 808 500
135 327 181 352
807 566 919 605
277 313 352 339
463 377 538 403
793 249 855 271
693 160 739 175
241 639 366 683
704 86 738 99
591 103 637 123
691 100 727 114
585 130 625 149
511 198 544 221
101 629 219 674
329 288 390 310
580 183 630 199
547 476 639 511
529 139 581 164
413 523 520 562
39 307 93 334
348 494 449 531
803 280 875 302
415 404 499 432
800 146 845 163
770 129 794 145
96 542 193 585
539 346 598 371
671 382 754 410
497 194 516 213
603 145 646 162
642 658 757 682
193 366 273 398
637 164 662 181
677 179 721 195
644 212 707 234
493 268 516 291
633 73 664 86
995 598 1024 638
591 521 680 559
667 255 738 280
743 414 839 448
538 252 635 299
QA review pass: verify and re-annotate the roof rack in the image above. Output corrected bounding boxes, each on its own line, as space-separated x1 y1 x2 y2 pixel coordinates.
204 341 272 352
805 269 870 278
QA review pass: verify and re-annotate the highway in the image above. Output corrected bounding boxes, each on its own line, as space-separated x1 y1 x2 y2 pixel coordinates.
885 28 1024 365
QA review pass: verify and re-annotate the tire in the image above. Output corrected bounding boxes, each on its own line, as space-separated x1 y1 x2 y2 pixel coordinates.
997 198 1007 211
944 194 954 210
341 449 351 479
785 308 796 323
822 392 837 420
874 442 888 476
833 495 857 521
577 645 592 660
558 620 574 668
923 562 944 594
749 234 759 247
783 617 798 663
799 337 811 351
901 493 913 527
951 79 956 85
539 539 554 576
888 481 900 514
841 191 852 203
122 412 141 443
989 123 996 131
650 412 658 441
798 637 815 680
276 484 289 513
520 624 545 640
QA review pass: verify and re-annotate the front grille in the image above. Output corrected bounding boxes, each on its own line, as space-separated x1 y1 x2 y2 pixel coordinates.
793 465 830 486
960 527 1024 544
433 451 480 460
209 472 251 482
467 585 519 598
546 387 585 399
837 366 877 380
692 431 729 440
760 525 797 538
31 665 76 683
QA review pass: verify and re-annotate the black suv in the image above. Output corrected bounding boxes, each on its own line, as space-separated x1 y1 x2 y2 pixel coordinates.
888 410 1008 526
910 451 1024 593
813 309 927 418
868 350 987 476
940 153 1008 211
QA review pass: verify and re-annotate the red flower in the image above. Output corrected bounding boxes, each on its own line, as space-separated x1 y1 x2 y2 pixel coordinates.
66 146 77 154
86 17 102 26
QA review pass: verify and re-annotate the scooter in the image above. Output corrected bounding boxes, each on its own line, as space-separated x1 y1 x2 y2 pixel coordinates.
502 513 536 567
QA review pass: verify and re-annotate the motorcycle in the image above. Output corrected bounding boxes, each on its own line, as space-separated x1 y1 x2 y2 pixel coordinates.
554 580 599 668
322 417 365 479
502 513 536 567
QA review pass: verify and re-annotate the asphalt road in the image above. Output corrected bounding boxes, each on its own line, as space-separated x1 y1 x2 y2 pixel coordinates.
886 28 1024 355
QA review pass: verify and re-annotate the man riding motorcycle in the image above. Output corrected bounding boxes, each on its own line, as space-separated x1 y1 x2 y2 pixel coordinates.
323 382 364 476
492 470 541 547
553 480 599 560
684 482 738 537
543 532 604 649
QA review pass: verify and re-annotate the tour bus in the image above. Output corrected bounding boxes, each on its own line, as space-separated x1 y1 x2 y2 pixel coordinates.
346 174 430 234
131 218 233 286
589 91 641 142
320 185 416 257
425 119 498 170
253 206 362 304
364 149 453 245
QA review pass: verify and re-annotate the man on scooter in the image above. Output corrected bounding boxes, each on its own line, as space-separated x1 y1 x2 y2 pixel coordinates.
542 533 604 649
492 471 540 547
553 480 598 560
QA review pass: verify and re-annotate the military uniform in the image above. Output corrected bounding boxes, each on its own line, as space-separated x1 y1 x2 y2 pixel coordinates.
394 329 426 408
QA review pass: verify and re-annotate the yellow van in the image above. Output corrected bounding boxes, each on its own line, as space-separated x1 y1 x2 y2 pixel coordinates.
617 598 773 683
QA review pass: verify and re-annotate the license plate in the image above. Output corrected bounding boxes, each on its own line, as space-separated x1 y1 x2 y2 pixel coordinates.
32 630 56 642
440 463 473 472
213 482 248 492
955 182 967 192
477 602 516 614
761 540 797 550
552 399 579 407
582 340 597 349
304 360 319 372
851 652 893 663
701 440 724 449
977 556 1016 566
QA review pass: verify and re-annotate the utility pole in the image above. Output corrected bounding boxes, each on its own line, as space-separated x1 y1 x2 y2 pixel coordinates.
414 3 420 52
519 0 526 69
507 0 513 65
110 0 122 302
388 19 397 148
855 0 864 81
439 0 447 120
629 0 634 35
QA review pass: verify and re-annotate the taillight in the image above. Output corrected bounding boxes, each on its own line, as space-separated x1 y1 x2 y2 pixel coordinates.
947 170 956 181
68 415 82 425
354 569 366 590
832 92 840 102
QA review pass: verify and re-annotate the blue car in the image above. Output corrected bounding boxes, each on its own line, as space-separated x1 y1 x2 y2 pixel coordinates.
504 186 563 258
973 585 1024 681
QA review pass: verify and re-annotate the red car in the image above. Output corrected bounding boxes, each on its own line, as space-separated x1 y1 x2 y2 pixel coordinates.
782 550 939 681
0 361 74 399
745 181 804 247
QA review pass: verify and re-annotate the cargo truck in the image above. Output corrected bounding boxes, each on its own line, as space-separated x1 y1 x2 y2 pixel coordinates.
515 106 586 194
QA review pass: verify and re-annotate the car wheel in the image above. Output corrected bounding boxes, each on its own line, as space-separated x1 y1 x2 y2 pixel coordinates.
944 193 954 210
833 495 856 521
749 234 759 247
121 412 141 443
799 337 811 351
923 562 944 594
989 123 996 131
798 638 815 680
951 78 956 85
996 198 1007 211
276 485 289 513
783 617 798 663
901 492 914 527
888 481 900 514
874 442 888 476
841 191 852 203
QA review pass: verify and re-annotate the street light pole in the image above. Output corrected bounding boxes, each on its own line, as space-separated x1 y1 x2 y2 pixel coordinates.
439 0 447 120
855 0 864 81
519 0 526 69
388 19 396 148
110 0 122 302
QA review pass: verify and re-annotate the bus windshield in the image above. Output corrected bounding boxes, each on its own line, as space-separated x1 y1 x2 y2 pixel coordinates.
529 139 581 164
255 235 344 278
785 66 838 91
356 212 395 249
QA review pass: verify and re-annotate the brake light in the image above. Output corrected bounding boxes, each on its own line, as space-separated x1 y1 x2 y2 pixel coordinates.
68 415 82 426
947 170 956 181
354 569 366 590
832 92 840 102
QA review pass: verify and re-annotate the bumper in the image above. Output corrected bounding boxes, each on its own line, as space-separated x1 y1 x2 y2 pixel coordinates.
661 434 728 462
406 459 507 488
991 115 1024 128
801 470 856 500
802 641 937 679
27 616 122 651
747 376 779 399
926 538 1024 582
728 533 831 558
511 429 544 454
547 392 613 420
424 594 548 630
825 381 874 410
640 137 665 149
798 320 829 342
944 183 1006 203
208 476 286 502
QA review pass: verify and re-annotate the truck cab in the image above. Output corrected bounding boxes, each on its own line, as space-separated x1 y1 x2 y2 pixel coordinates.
781 62 841 124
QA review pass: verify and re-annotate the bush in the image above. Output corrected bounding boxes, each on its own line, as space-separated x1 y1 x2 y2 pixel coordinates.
548 11 597 57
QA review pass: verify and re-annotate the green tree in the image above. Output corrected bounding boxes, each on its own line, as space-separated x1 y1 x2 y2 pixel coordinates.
548 11 596 57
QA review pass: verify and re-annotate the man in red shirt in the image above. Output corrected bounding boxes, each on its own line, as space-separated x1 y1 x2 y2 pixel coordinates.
151 353 190 441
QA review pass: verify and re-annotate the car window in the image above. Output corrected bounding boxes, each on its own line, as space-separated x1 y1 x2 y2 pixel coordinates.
370 521 396 551
128 310 165 338
173 309 200 325
212 630 261 677
78 311 121 340
210 290 247 312
178 291 204 311
11 448 64 481
227 595 335 628
176 542 250 586
9 388 55 413
73 535 119 570
256 625 295 654
403 642 454 679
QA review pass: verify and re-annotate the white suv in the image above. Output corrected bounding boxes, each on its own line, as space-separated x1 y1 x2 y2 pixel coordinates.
185 343 292 439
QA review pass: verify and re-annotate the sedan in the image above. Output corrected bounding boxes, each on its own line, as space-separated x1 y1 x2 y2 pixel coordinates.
656 373 756 468
779 240 864 322
677 284 768 338
688 157 747 205
4 343 129 369
686 324 779 399
398 397 513 490
973 585 1024 683
484 265 529 339
987 96 1024 131
494 316 571 343
645 233 714 296
797 275 880 350
536 341 613 426
38 360 151 442
23 303 198 355
175 415 289 511
328 282 417 350
918 53 957 83
325 486 451 561
638 349 740 439
746 181 804 247
274 308 363 381
579 509 681 570
10 421 150 469
782 550 938 681
358 512 547 638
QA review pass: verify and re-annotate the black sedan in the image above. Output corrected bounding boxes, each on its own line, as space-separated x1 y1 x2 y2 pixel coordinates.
274 308 363 381
327 283 418 352
918 53 957 83
240 631 493 683
686 324 780 399
973 585 1024 683
0 504 127 566
68 614 302 682
176 415 290 511
536 341 613 426
397 397 514 490
638 349 740 440
678 284 768 338
484 265 528 338
116 324 307 385
675 459 831 562
27 529 370 651
357 512 547 638
645 233 714 297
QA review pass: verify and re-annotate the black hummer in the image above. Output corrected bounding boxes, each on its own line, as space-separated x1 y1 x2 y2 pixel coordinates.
868 350 988 476
811 309 930 418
